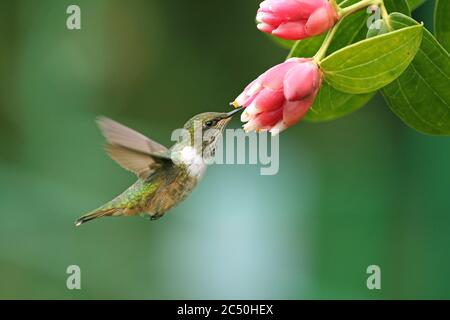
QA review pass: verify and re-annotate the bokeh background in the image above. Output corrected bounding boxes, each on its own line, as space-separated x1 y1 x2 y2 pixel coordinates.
0 0 449 299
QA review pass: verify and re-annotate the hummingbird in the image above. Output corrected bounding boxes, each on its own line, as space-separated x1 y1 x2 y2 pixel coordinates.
75 108 242 226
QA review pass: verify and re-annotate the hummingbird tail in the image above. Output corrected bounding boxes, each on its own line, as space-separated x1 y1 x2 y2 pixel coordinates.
75 208 119 227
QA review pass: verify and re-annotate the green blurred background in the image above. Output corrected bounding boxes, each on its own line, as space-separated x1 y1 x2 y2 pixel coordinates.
0 0 449 299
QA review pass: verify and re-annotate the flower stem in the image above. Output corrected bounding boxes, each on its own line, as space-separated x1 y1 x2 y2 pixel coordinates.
287 40 302 59
313 19 342 63
340 0 382 17
290 0 389 62
329 0 344 17
312 0 388 62
379 1 393 31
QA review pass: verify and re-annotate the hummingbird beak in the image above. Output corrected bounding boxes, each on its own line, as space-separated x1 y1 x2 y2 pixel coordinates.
223 106 244 119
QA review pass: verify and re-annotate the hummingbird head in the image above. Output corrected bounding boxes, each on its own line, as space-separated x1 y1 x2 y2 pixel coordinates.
181 107 243 160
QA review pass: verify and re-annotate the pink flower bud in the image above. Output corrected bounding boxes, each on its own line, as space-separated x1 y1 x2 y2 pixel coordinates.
233 58 322 134
257 0 338 40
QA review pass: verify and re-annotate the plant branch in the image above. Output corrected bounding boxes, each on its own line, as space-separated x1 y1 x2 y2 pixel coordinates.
379 1 393 31
288 0 390 62
340 0 383 17
313 19 343 63
287 40 302 59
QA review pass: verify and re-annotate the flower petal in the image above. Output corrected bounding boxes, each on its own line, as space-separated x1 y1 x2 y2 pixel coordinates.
305 3 337 36
253 88 285 112
272 21 308 40
255 107 284 129
257 23 275 33
283 61 320 101
282 96 315 126
269 121 287 135
259 59 298 90
267 0 307 20
257 11 283 26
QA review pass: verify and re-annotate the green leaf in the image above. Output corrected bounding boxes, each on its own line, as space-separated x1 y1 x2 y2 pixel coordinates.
328 10 368 53
304 83 374 122
382 13 450 135
365 1 410 39
319 24 423 94
407 0 427 11
384 0 410 16
366 19 389 38
335 0 412 51
434 0 450 53
288 18 374 122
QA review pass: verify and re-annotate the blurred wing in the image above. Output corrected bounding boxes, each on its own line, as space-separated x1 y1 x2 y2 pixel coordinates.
97 117 172 179
97 116 169 154
104 144 169 179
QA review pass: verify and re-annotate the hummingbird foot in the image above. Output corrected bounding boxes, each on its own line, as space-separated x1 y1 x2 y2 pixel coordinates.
150 213 164 221
139 212 164 221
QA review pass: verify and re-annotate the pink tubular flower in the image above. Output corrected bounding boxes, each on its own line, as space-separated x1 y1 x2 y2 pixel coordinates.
233 58 322 134
257 0 338 40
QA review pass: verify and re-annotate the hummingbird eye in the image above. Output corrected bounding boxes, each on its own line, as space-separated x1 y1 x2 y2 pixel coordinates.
205 119 218 127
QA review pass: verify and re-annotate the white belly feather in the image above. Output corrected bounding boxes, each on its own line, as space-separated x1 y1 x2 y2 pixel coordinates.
178 146 207 178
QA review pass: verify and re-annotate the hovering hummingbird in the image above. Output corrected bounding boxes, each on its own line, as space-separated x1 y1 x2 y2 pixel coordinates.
75 108 242 226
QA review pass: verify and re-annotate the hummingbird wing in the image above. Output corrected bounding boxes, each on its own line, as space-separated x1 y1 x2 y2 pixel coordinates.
97 116 169 154
104 143 171 179
97 117 172 179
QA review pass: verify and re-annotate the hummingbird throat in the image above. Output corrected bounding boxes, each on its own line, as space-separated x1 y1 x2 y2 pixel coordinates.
171 119 226 178
176 146 207 178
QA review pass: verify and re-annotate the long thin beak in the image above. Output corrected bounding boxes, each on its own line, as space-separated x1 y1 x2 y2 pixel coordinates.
224 106 244 118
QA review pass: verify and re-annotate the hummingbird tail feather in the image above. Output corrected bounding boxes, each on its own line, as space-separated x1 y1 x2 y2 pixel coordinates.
75 208 119 227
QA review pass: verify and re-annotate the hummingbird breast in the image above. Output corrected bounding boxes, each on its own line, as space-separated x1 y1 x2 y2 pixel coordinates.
144 165 200 216
173 146 207 178
105 147 206 220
